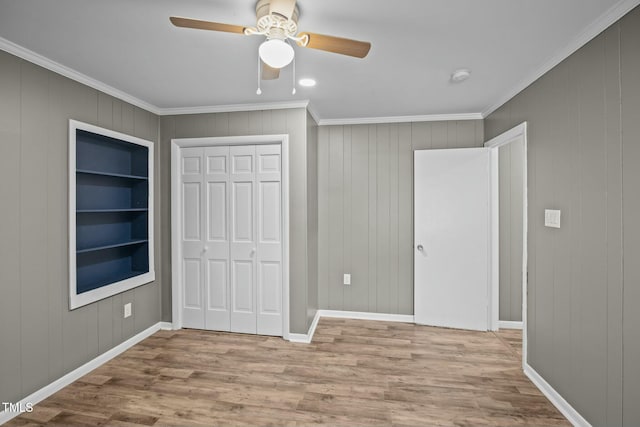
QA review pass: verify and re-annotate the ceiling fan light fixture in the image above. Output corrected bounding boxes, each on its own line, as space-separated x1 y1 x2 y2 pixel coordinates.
259 39 295 69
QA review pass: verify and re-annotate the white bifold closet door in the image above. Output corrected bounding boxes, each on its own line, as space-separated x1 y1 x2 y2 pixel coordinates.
180 144 283 336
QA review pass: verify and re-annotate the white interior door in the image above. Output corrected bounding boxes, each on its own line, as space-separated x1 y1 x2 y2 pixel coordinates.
180 144 282 336
414 148 491 331
180 147 206 329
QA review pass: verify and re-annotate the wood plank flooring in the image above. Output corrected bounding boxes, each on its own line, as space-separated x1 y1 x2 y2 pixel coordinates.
6 319 568 426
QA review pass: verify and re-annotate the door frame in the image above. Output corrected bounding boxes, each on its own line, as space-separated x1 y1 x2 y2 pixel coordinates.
484 122 528 367
170 134 290 340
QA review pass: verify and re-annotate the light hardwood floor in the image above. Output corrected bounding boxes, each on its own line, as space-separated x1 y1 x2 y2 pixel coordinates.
7 318 569 426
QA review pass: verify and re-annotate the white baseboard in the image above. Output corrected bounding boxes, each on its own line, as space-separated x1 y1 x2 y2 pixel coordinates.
287 310 414 344
499 320 523 330
318 310 415 323
524 363 591 427
0 322 164 426
159 321 174 330
288 311 321 344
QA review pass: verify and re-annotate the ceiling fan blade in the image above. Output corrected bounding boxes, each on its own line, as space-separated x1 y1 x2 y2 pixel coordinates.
262 62 280 80
169 17 246 34
269 0 297 20
297 32 371 58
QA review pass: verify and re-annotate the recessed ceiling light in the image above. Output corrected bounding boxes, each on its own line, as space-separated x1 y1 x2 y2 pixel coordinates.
299 78 317 87
450 69 471 83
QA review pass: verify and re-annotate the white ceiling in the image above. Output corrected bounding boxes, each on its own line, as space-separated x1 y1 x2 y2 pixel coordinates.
0 0 636 121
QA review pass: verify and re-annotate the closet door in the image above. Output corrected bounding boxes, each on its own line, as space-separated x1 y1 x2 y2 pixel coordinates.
203 146 231 331
180 144 283 336
180 147 206 329
229 146 258 333
256 145 283 336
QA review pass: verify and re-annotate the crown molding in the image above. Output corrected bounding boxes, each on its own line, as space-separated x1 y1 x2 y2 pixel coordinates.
306 104 322 125
482 0 640 117
317 113 483 126
0 36 311 118
158 100 309 116
0 36 163 115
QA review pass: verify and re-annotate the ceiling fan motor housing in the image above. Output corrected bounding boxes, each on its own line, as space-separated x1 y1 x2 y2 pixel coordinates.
256 0 299 39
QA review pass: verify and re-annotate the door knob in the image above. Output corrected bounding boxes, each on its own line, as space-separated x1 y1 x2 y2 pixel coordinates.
417 244 424 251
203 245 209 253
250 248 256 257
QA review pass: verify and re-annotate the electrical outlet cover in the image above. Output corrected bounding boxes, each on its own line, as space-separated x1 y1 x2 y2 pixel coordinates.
544 209 561 228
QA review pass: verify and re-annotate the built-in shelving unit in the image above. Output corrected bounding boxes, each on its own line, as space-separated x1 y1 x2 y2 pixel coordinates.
69 120 154 310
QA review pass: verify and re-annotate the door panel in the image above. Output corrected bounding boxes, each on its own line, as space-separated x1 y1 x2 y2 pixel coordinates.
232 155 253 174
414 148 490 331
207 155 227 174
232 182 253 242
182 183 201 241
256 144 283 336
231 259 256 333
183 259 202 309
181 147 205 329
259 261 281 313
182 156 201 175
259 182 281 243
232 260 254 312
207 182 226 241
207 260 227 310
229 145 258 334
204 146 231 331
259 154 281 173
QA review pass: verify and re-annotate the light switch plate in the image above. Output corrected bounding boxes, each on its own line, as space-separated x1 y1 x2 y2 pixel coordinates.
544 209 561 228
343 274 351 285
124 303 132 318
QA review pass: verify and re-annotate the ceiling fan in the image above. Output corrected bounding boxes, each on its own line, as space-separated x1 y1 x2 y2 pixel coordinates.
170 0 371 81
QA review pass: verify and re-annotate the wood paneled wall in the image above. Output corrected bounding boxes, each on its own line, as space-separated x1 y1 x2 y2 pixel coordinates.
317 121 484 314
0 50 161 405
485 7 640 425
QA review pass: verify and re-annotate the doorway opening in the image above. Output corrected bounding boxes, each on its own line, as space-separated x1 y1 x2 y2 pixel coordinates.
485 122 528 367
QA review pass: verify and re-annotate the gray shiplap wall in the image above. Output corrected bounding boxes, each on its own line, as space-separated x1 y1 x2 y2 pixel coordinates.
485 7 640 425
159 108 317 333
0 50 161 405
499 140 524 322
318 120 484 314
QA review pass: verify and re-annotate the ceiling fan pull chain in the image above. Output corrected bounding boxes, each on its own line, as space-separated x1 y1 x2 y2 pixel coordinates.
256 51 262 95
292 54 296 95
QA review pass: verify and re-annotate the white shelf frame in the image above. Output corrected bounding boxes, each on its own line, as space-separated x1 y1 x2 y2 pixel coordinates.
69 119 155 310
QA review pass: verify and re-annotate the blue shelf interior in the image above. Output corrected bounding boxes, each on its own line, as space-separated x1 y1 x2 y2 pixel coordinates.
75 129 150 295
76 173 148 210
76 245 149 294
76 211 148 251
76 130 148 176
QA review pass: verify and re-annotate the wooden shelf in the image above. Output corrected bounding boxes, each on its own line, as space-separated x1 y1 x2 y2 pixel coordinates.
77 169 148 180
77 239 148 254
76 208 148 213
